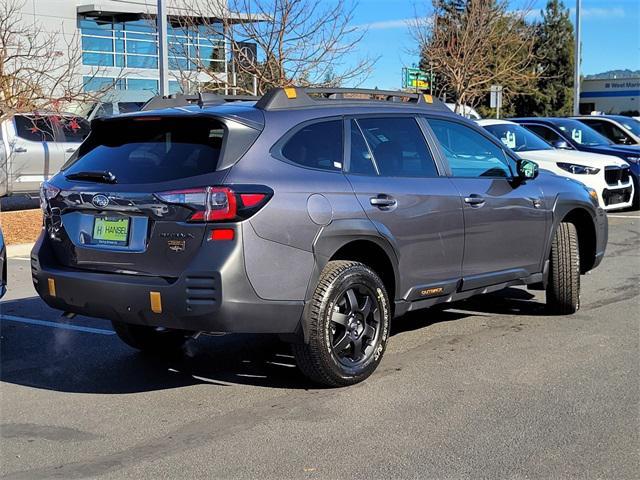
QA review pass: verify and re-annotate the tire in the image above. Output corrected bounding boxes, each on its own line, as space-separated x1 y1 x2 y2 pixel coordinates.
112 321 189 354
293 261 391 387
546 222 580 314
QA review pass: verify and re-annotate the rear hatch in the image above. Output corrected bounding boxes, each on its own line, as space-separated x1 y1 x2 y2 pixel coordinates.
42 112 263 277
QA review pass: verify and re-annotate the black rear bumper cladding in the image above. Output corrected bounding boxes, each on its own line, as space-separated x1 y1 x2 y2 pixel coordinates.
30 229 304 334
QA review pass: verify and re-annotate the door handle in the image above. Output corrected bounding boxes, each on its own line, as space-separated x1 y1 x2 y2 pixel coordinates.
13 146 27 153
65 147 77 153
464 194 485 206
370 195 397 209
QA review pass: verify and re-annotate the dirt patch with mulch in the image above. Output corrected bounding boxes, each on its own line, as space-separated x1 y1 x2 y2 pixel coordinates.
0 209 43 245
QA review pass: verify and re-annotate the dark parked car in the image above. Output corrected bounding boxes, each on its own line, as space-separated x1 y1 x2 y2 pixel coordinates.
512 117 639 208
572 115 640 146
33 88 607 386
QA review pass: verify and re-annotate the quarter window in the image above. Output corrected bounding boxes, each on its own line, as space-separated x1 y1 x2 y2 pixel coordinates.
428 119 512 178
281 120 343 171
352 117 438 177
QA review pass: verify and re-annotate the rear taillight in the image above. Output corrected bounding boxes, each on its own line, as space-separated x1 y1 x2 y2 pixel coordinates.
40 182 60 213
156 186 271 222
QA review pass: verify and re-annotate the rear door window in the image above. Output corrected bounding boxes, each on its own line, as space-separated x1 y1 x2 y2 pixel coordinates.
281 120 343 171
65 117 226 183
352 117 438 177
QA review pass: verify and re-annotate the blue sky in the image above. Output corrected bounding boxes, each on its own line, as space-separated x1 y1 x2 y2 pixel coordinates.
348 0 640 89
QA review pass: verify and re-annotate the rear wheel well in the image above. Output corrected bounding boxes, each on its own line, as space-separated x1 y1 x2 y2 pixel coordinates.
330 240 396 302
562 208 596 273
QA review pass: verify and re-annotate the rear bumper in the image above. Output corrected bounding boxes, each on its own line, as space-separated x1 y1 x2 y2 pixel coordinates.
30 226 304 334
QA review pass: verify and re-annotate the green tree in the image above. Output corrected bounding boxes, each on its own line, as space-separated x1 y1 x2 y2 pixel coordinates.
514 0 574 116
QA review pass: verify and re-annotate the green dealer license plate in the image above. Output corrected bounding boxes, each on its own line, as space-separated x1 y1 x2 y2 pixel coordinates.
92 216 130 246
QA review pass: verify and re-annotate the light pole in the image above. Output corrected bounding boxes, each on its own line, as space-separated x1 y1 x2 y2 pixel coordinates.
157 0 169 96
573 0 581 115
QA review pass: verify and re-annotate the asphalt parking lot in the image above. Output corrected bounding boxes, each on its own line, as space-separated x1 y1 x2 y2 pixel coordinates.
1 213 638 480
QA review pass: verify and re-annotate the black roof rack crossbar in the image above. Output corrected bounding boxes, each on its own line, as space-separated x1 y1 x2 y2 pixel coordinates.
255 87 447 111
141 93 259 111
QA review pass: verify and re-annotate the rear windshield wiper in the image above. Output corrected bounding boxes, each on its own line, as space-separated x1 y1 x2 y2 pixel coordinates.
65 170 117 184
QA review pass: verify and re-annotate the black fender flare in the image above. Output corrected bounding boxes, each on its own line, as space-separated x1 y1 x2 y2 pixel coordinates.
545 194 601 275
292 218 400 344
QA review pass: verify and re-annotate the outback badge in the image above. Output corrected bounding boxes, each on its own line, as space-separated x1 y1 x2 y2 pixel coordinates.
420 287 444 297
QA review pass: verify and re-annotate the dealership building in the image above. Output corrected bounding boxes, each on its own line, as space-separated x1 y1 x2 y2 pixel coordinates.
15 0 249 96
580 77 640 114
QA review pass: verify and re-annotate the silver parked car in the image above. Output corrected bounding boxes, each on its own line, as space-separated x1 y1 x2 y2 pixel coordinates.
0 113 90 197
0 227 6 298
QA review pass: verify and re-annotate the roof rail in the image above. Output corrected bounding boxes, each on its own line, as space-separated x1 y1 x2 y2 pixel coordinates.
141 93 259 111
255 87 447 111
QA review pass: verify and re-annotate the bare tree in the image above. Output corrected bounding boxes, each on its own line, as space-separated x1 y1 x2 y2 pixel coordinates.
172 0 376 95
413 0 541 113
0 0 108 122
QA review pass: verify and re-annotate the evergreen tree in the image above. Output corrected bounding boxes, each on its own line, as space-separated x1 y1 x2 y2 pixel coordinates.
514 0 574 116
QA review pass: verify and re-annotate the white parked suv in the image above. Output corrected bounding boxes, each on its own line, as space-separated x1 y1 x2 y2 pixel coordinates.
479 119 634 211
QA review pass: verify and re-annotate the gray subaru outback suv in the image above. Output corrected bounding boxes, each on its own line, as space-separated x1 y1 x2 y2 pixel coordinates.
32 88 607 387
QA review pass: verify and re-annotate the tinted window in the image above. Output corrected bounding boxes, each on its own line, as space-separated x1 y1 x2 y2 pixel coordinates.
583 120 634 144
616 117 640 136
118 102 145 114
355 117 438 177
483 123 552 152
281 120 343 171
429 119 512 178
56 116 91 143
552 119 611 146
94 103 114 118
525 124 563 144
14 115 55 142
65 118 225 183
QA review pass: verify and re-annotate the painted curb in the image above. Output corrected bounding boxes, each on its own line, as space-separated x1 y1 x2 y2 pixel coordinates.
7 243 35 258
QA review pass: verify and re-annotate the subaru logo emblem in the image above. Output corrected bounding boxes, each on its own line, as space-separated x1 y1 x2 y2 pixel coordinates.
92 194 109 208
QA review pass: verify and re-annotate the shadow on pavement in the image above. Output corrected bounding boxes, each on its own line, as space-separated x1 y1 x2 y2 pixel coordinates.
1 288 546 394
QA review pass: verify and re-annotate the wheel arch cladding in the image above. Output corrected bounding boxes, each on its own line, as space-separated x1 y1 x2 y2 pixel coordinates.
561 207 597 274
328 240 397 303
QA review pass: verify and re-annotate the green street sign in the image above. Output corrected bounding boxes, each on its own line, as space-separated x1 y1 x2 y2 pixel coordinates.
402 67 432 90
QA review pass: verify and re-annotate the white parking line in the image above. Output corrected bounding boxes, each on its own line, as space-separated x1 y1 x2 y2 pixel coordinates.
608 215 640 219
0 314 115 335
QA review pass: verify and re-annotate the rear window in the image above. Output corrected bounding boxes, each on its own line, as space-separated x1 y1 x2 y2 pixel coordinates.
65 117 225 183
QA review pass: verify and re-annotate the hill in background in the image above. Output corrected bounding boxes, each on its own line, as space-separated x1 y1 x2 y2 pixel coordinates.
585 69 640 79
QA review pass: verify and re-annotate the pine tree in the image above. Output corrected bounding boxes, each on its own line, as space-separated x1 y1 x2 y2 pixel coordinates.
515 0 574 116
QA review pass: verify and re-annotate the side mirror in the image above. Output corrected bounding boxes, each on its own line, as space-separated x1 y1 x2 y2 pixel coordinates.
552 140 570 149
517 159 539 180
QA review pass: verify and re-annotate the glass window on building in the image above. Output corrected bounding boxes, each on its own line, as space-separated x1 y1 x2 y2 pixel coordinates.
127 79 159 93
83 76 123 91
80 16 230 81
